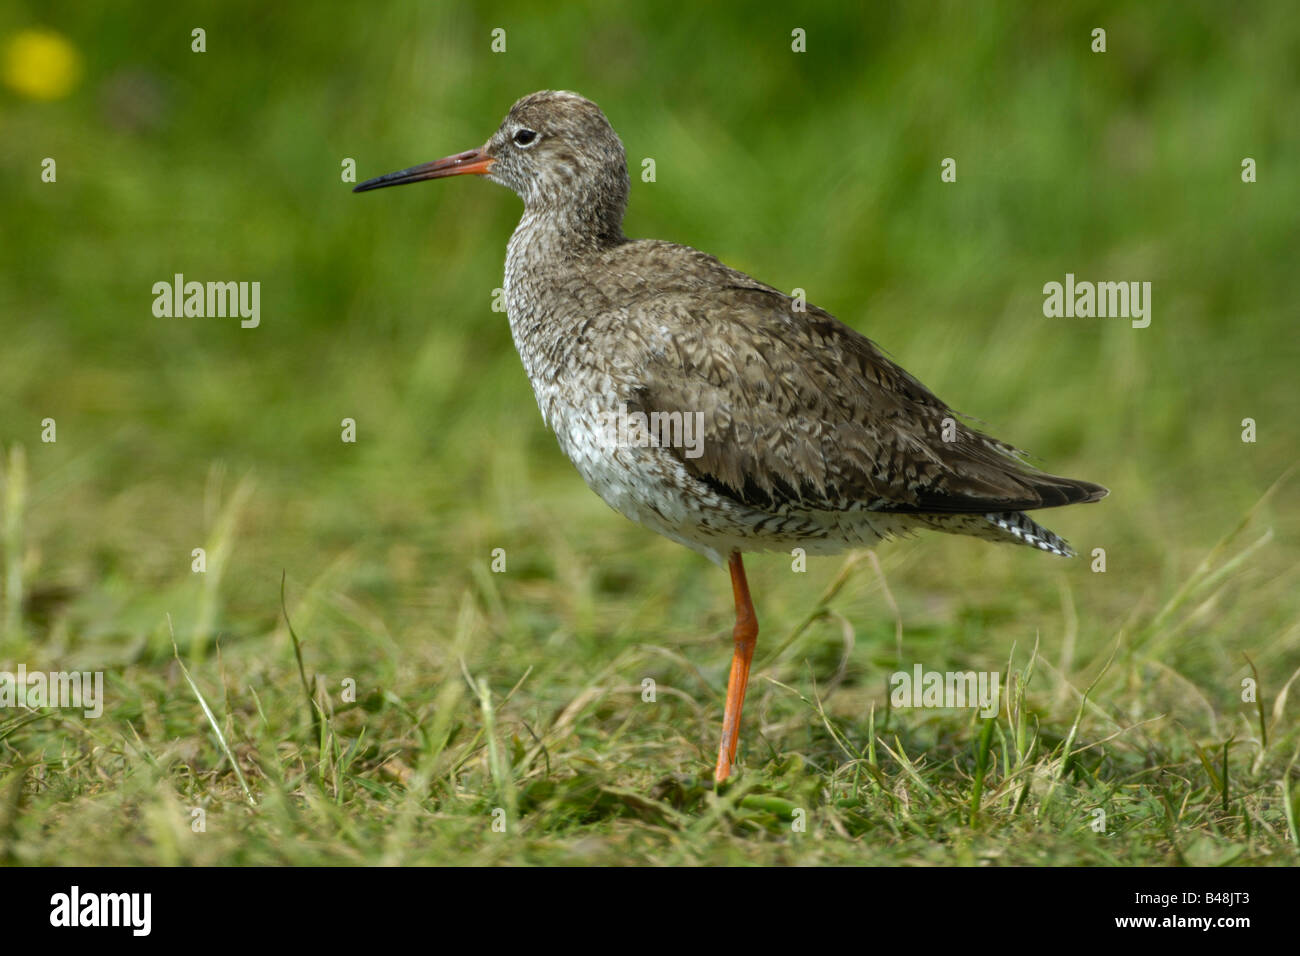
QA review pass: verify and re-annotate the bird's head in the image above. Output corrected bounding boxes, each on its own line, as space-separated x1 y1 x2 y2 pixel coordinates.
354 90 629 235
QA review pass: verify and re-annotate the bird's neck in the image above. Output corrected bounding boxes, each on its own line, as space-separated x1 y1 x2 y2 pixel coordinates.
504 204 625 323
508 200 625 263
503 206 624 418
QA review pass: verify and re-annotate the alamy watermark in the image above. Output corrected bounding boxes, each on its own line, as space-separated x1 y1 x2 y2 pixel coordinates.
1043 273 1151 328
49 886 150 935
152 273 260 328
890 665 1000 718
0 664 103 718
596 403 705 459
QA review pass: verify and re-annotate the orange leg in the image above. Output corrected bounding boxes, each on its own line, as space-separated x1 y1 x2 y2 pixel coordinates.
714 551 759 784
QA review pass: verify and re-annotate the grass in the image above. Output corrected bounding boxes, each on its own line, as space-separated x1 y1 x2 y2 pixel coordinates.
1 0 1298 865
1 461 1296 865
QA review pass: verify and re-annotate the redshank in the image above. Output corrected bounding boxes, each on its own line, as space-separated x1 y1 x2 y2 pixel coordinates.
355 91 1107 784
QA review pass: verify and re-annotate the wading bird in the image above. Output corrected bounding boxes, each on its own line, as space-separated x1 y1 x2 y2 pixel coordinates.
355 91 1107 784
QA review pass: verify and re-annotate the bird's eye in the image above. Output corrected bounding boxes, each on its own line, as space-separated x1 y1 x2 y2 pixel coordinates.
512 128 538 147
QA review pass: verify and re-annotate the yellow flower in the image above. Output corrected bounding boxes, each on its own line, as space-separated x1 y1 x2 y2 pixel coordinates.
3 29 83 101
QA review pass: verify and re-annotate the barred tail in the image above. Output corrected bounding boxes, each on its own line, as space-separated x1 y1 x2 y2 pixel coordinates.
983 511 1075 557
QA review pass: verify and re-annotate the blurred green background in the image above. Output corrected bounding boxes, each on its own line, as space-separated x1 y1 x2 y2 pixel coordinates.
1 1 1297 864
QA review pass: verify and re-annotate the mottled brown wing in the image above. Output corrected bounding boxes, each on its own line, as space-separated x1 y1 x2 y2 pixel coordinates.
620 285 1107 515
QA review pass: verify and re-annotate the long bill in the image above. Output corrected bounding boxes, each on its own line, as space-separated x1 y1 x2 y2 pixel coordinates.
352 148 495 193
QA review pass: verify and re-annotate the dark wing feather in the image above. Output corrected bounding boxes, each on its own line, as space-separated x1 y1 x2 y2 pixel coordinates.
615 283 1106 516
